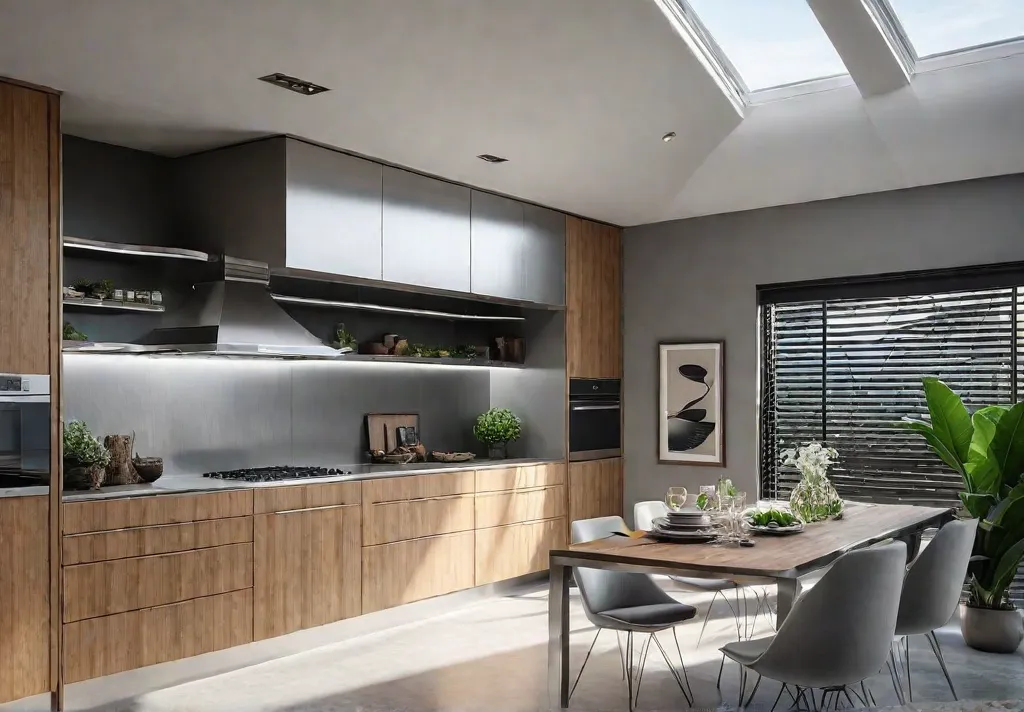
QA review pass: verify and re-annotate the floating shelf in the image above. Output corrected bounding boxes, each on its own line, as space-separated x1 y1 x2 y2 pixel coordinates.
64 236 215 263
270 293 525 322
337 353 525 368
63 297 165 313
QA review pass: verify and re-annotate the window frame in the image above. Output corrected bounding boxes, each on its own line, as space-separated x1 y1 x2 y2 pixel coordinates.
866 0 1024 75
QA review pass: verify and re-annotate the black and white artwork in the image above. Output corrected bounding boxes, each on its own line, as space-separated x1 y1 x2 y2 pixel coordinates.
659 342 724 466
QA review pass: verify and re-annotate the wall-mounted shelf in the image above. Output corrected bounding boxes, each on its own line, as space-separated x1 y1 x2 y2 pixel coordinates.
338 353 525 369
64 236 215 263
63 297 165 313
270 293 525 322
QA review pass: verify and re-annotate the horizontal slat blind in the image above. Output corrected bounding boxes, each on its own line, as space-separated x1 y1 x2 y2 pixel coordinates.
1015 288 1024 604
761 286 1023 602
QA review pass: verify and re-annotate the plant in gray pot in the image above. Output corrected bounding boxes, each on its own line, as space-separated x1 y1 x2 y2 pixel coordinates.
63 420 111 490
473 407 522 460
902 378 1024 653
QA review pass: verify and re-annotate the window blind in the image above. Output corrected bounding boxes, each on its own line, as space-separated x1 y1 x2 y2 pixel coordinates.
760 283 1023 602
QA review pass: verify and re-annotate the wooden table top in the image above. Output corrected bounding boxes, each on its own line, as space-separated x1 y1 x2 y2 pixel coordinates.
552 503 953 579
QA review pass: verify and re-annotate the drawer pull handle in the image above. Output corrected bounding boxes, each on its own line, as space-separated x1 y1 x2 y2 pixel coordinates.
275 504 353 514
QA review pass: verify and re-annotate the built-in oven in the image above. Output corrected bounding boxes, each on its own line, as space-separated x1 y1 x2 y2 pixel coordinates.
568 378 621 462
0 374 50 487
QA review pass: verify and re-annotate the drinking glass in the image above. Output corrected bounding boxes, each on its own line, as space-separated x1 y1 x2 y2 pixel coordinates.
666 487 688 511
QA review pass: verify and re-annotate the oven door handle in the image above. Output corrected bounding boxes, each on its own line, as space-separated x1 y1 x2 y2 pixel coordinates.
570 404 621 411
0 395 51 404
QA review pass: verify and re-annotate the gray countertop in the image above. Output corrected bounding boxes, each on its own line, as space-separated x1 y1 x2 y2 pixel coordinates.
59 458 564 501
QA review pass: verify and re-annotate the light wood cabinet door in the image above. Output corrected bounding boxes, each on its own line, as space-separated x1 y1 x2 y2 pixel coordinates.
568 458 623 526
62 516 253 565
566 216 622 379
363 494 475 546
475 486 566 529
362 471 474 504
362 531 475 614
0 496 49 702
63 589 253 683
475 462 566 493
475 517 566 586
0 82 55 375
253 504 361 640
64 490 254 534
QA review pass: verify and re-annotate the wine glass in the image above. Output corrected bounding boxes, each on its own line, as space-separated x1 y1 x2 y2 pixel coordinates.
666 486 688 512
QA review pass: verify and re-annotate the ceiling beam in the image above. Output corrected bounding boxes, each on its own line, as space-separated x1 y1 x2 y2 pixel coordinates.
807 0 910 97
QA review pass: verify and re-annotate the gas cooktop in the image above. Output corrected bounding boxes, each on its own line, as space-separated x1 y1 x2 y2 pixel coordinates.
202 465 355 482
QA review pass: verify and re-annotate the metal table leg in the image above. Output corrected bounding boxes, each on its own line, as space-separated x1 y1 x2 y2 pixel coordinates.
776 577 802 625
548 560 570 708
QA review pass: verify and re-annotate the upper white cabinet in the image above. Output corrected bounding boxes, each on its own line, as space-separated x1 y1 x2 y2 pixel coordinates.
382 167 471 293
470 191 525 301
285 139 383 281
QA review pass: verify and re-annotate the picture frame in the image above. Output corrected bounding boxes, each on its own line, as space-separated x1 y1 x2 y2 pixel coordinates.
658 341 725 466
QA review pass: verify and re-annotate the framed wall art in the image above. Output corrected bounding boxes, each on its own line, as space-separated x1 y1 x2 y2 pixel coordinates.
658 341 725 466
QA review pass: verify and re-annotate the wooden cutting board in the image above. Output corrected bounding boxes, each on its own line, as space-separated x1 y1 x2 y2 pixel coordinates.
366 413 420 452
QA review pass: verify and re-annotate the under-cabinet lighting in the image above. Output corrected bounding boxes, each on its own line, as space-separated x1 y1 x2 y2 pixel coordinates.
269 294 525 322
62 351 522 370
63 236 213 262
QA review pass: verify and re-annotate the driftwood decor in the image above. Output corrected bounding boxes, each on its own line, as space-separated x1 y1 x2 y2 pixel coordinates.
103 433 141 485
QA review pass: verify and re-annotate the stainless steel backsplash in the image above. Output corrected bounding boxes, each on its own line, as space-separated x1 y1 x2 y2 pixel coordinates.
63 354 490 474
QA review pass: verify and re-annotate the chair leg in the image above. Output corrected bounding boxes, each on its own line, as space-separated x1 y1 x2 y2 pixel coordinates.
742 673 762 708
842 687 856 708
653 632 693 706
568 628 602 701
671 626 695 703
625 631 634 709
769 683 787 712
861 680 876 707
696 590 721 647
616 631 626 680
737 664 747 709
716 652 726 688
925 630 958 700
887 645 906 705
904 635 912 702
632 634 653 709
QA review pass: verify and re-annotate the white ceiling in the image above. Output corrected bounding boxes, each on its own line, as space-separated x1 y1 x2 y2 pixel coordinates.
1 0 1022 226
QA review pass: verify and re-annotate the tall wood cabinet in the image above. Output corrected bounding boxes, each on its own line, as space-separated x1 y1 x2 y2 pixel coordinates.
0 79 60 705
568 458 623 524
565 216 622 379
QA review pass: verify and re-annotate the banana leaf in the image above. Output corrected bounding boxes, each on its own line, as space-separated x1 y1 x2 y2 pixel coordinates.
923 377 974 464
900 419 964 477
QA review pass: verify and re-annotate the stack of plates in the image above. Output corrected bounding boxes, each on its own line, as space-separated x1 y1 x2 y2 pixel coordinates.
648 509 716 543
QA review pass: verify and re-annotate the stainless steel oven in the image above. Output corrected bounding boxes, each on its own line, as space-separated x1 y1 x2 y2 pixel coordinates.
0 374 50 486
568 378 621 461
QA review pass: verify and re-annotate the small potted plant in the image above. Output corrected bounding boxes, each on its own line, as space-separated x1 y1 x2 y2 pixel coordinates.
782 441 844 523
63 420 110 490
473 407 522 459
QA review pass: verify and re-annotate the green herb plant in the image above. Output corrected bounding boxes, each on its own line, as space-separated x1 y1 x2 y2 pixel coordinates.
332 324 357 351
63 420 110 468
473 408 522 447
902 377 1024 610
747 509 800 528
63 321 88 341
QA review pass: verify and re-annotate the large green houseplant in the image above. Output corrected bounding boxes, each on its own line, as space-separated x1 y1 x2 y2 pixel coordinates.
902 377 1024 652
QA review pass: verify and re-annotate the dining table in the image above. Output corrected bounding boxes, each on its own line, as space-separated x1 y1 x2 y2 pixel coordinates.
547 502 954 708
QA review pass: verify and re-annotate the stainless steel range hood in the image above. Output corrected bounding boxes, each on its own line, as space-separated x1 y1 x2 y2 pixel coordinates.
137 257 341 358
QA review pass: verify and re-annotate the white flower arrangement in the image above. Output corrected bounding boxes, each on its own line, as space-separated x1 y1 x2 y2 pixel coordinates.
781 441 838 481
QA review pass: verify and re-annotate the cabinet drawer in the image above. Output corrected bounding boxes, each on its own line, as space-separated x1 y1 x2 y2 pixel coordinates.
63 589 253 683
475 517 566 586
254 481 361 514
62 517 253 565
63 543 253 622
362 471 474 504
363 494 474 546
362 531 474 613
475 462 566 493
475 485 565 528
64 491 254 534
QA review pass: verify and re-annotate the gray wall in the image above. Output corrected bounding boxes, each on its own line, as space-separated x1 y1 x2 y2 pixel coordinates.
63 354 491 474
63 135 175 246
623 174 1024 515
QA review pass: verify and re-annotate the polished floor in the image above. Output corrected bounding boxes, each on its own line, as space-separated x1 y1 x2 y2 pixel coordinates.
58 581 1024 712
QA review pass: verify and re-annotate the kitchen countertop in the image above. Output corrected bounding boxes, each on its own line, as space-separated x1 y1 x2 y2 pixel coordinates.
59 458 564 501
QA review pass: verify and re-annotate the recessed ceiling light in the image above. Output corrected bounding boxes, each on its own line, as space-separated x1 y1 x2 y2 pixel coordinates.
258 73 330 96
662 132 677 143
477 154 508 164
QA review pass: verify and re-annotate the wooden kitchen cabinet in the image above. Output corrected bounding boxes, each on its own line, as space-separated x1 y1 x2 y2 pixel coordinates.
253 491 362 640
0 81 58 375
474 486 565 529
362 530 475 613
566 216 622 379
568 458 623 524
0 496 50 702
475 517 566 586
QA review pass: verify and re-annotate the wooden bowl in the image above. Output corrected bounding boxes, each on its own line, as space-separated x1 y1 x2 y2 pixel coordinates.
133 457 164 483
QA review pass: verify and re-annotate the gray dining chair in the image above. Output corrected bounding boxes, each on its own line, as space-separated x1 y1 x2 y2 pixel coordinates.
570 516 696 710
892 517 978 702
720 540 908 709
634 500 771 688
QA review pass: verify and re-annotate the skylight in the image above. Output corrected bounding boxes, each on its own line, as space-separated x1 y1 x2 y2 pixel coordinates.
887 0 1024 59
685 0 849 93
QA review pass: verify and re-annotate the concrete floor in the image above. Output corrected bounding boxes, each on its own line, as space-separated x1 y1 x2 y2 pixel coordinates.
54 579 1024 712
